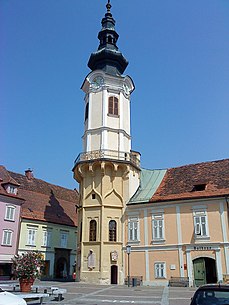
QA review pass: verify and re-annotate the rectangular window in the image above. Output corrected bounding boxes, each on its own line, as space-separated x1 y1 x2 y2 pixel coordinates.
108 96 119 116
60 232 68 248
42 230 51 247
5 205 15 221
152 213 164 241
155 262 166 279
194 211 208 237
2 230 13 246
128 217 139 242
27 228 36 246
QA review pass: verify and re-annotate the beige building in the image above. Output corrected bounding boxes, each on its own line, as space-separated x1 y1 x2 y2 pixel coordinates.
126 161 229 286
73 1 229 286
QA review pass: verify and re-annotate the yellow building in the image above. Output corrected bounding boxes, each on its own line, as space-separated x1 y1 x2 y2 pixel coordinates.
73 1 229 286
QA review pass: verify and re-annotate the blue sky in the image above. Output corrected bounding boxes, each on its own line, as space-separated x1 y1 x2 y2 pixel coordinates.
1 0 229 190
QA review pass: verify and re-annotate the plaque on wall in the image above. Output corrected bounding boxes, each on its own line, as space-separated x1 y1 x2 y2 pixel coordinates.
110 250 118 262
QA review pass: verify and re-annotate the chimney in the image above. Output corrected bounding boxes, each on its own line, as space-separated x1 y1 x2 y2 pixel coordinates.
25 168 34 180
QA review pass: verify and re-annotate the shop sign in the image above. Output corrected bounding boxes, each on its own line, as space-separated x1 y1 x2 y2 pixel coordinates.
193 246 212 251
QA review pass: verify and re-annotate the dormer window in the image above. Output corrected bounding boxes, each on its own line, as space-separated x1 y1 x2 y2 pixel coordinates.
4 184 18 195
192 184 207 192
108 96 118 116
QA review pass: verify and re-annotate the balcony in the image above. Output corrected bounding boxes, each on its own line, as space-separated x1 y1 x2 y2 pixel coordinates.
73 149 140 169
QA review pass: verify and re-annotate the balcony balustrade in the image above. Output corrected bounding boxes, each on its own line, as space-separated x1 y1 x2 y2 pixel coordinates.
74 149 140 169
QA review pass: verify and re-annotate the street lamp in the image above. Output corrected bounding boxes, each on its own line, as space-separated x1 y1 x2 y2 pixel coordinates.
126 245 131 287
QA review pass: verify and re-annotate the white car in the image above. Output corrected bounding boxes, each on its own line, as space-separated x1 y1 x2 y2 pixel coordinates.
0 288 26 305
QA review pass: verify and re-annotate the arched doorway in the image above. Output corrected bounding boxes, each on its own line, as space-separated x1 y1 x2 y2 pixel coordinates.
193 257 217 286
111 265 118 284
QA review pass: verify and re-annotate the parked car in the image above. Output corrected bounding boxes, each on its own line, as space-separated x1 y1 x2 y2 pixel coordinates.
190 284 229 305
0 288 26 305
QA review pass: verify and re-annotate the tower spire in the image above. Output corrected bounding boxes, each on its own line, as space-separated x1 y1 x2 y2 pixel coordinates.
87 0 128 76
106 0 111 13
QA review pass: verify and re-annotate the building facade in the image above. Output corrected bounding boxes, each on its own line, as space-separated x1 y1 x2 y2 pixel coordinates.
0 166 24 280
73 1 229 286
126 161 229 286
0 166 79 280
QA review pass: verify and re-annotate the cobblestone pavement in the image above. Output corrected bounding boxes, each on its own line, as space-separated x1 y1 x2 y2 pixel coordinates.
25 281 197 305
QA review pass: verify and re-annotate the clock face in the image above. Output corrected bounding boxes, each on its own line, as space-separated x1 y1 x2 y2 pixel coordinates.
91 76 104 89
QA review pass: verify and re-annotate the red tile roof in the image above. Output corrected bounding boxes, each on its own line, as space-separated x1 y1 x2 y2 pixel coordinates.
0 166 79 226
150 159 229 202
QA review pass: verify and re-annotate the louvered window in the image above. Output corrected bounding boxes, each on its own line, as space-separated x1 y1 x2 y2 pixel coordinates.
108 96 118 115
128 217 139 242
152 213 164 240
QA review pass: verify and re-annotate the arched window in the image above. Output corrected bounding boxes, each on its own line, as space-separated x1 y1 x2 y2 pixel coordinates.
108 96 118 116
89 220 97 241
109 220 117 241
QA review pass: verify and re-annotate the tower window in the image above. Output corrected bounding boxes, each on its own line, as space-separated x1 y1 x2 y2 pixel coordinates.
109 220 117 241
85 103 89 121
89 220 97 241
108 96 118 116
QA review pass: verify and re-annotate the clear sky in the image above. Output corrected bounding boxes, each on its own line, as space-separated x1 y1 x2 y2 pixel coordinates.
1 0 229 190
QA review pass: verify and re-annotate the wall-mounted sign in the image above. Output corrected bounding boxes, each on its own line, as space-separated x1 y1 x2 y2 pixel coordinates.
193 246 212 251
110 250 118 262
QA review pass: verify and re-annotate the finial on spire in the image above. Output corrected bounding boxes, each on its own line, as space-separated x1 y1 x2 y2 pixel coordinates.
106 0 111 13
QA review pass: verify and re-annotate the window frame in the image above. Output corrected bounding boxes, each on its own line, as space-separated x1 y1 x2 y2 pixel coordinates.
109 220 117 242
42 230 52 247
152 213 165 242
60 231 68 248
5 205 16 221
27 227 37 246
89 219 97 242
108 96 119 116
154 262 166 279
128 216 140 243
2 229 13 246
193 209 209 239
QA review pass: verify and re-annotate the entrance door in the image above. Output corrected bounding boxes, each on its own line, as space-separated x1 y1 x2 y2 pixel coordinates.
193 258 206 286
193 257 217 286
111 265 118 284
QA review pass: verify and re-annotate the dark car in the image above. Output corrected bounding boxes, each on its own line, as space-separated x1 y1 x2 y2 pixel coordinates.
190 284 229 305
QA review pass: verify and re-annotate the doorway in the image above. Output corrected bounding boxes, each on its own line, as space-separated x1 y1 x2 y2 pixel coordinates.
111 265 118 284
193 257 217 286
56 257 67 279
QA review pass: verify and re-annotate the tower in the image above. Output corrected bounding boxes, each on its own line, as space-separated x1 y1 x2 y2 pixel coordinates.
73 1 140 284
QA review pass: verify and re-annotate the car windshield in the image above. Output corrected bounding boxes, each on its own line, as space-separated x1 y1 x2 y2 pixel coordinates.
193 288 229 305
